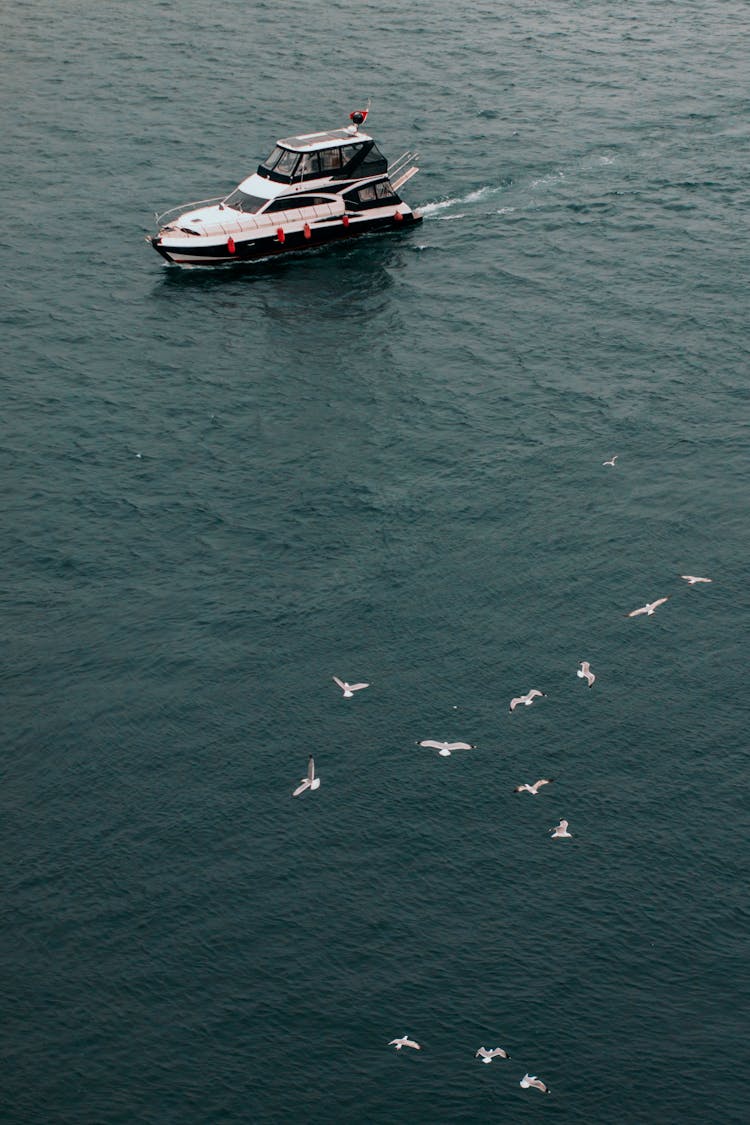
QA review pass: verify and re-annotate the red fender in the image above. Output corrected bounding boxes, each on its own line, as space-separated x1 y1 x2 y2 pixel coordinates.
227 236 236 254
277 227 285 244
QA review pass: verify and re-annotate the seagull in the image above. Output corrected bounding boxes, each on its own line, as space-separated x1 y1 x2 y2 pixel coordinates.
602 455 618 466
627 597 669 617
549 819 572 838
513 778 554 795
577 660 595 687
292 755 320 798
389 1035 421 1051
680 575 712 585
475 1047 510 1063
520 1074 550 1093
332 676 369 698
417 740 475 757
509 689 546 712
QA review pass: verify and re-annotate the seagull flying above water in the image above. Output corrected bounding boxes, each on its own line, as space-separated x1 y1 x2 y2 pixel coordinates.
417 740 475 757
292 755 320 798
389 1035 421 1051
602 455 618 466
549 819 572 838
577 660 595 687
513 778 554 795
627 598 669 617
475 1047 510 1063
680 575 712 585
509 689 546 712
332 676 369 698
520 1073 550 1093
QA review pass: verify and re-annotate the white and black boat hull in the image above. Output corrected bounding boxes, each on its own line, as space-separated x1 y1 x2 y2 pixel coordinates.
151 210 421 266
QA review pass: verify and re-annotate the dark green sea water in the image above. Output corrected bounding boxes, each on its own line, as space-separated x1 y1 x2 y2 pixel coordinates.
2 1 749 1122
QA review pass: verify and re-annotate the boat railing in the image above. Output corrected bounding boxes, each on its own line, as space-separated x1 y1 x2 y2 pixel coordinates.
389 150 419 179
154 196 225 227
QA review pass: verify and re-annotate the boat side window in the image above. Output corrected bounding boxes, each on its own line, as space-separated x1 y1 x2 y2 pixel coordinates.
223 189 268 213
340 143 364 166
319 148 343 171
263 195 332 213
298 152 321 175
274 148 300 176
375 181 395 200
358 185 377 203
359 143 388 172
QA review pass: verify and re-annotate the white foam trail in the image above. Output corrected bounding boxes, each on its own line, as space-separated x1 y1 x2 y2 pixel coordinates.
420 197 463 215
420 183 509 217
530 170 565 190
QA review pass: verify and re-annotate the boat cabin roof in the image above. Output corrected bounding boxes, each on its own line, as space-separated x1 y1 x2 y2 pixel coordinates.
276 128 373 152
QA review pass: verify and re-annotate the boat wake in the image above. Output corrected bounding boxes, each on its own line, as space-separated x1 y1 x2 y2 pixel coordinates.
420 181 511 219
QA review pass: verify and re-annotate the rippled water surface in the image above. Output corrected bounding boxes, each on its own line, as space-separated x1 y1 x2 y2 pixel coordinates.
2 2 749 1122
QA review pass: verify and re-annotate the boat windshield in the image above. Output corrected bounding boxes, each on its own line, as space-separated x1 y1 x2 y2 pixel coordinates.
261 145 300 176
223 189 268 213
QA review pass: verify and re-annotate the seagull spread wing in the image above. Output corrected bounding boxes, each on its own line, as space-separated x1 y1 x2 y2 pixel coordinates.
332 676 346 690
627 605 649 617
651 597 669 609
307 757 315 782
292 779 311 798
533 778 553 789
348 682 369 692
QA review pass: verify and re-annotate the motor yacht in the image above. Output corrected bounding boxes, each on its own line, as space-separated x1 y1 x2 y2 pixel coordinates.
150 108 421 266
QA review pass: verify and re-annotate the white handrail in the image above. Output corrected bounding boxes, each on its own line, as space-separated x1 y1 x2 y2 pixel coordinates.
154 196 225 226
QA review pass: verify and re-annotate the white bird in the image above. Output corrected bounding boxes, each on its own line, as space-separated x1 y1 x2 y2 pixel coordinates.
520 1073 550 1093
292 755 320 798
509 689 546 712
627 597 669 617
602 455 618 466
681 575 712 585
332 676 369 698
577 660 595 687
513 778 554 795
475 1046 510 1063
549 819 572 838
417 739 475 757
389 1035 421 1051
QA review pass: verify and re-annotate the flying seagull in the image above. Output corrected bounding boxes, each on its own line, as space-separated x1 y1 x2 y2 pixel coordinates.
627 597 669 617
475 1047 510 1063
509 689 546 712
332 676 369 698
389 1035 421 1051
680 575 712 585
577 660 595 687
549 819 572 838
292 755 320 798
513 778 554 795
417 740 475 757
602 455 618 466
520 1074 550 1093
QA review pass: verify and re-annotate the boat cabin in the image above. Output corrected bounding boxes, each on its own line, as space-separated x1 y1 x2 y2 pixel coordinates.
257 129 388 183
